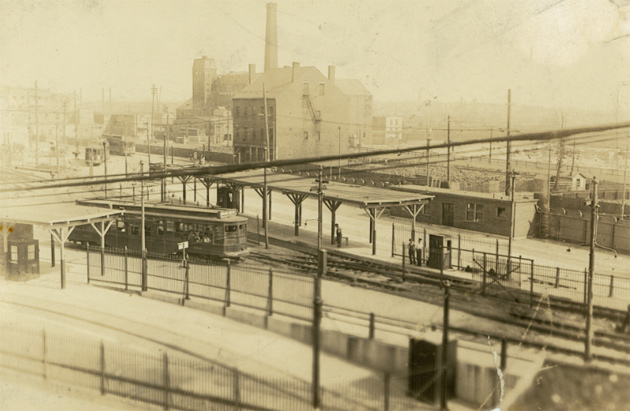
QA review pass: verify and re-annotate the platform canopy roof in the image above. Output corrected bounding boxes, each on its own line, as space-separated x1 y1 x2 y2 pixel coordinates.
210 170 433 208
0 203 123 229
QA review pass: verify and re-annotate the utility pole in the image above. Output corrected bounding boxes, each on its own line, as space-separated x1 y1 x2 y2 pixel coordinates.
426 138 431 187
263 83 270 162
338 126 341 178
317 165 323 250
146 124 151 166
151 84 156 153
446 116 451 186
263 167 269 249
140 161 147 292
312 249 326 409
103 140 108 198
62 100 67 146
163 112 169 202
507 170 517 276
585 177 598 361
55 117 60 171
621 147 628 220
505 89 512 196
35 81 39 166
74 90 79 155
441 280 451 411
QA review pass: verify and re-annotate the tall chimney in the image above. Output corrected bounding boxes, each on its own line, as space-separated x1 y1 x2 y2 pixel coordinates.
292 62 300 82
248 64 256 85
264 3 278 72
328 66 336 84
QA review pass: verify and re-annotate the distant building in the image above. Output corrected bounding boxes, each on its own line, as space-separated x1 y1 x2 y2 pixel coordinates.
192 56 217 116
551 173 589 192
232 63 372 163
372 116 402 145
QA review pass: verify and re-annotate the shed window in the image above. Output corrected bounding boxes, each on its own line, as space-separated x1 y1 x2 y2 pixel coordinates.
497 207 506 219
157 220 165 235
28 244 35 260
466 203 484 222
10 246 18 263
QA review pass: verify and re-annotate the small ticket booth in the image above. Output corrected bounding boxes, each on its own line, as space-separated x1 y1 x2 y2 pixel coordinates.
427 234 452 270
217 186 240 210
6 238 40 277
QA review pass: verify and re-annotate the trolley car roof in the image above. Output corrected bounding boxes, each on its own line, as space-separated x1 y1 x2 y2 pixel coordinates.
0 204 123 229
210 170 433 208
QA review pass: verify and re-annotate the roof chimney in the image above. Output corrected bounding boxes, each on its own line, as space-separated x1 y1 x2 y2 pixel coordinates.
264 3 278 72
248 64 256 85
328 66 336 83
292 62 300 82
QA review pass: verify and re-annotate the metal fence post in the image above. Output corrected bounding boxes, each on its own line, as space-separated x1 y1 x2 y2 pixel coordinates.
457 233 461 269
530 260 534 307
100 244 105 276
481 253 487 295
225 261 231 308
266 268 273 316
51 233 55 268
369 313 375 340
141 248 148 292
123 246 128 291
184 261 190 300
257 215 260 246
384 372 390 411
391 223 395 258
501 338 508 371
609 275 615 298
495 239 499 271
163 352 170 410
423 228 427 266
42 328 47 380
100 340 105 395
402 243 406 282
86 242 90 283
233 368 241 409
554 267 560 288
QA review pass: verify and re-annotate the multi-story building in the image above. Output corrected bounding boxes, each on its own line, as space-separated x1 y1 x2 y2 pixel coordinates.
232 63 372 163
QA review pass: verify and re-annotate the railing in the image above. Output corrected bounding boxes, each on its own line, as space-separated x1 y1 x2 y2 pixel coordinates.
392 223 630 312
86 245 314 322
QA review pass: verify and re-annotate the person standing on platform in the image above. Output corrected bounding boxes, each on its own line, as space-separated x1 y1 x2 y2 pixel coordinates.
336 224 342 248
408 238 416 265
416 238 423 266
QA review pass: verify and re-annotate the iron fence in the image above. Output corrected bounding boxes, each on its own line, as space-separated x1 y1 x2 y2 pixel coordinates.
86 245 314 322
0 322 437 411
392 223 630 312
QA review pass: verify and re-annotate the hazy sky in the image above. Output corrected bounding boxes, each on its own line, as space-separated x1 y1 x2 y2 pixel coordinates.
2 0 629 112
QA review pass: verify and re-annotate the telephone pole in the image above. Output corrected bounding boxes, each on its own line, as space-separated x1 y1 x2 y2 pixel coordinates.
74 90 79 154
426 137 431 187
35 81 39 166
317 165 323 250
150 84 156 151
62 100 67 146
263 83 270 162
585 177 598 361
621 147 628 220
505 89 512 196
446 115 451 186
507 170 518 276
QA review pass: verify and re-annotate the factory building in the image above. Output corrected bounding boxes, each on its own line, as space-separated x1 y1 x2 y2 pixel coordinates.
232 3 372 163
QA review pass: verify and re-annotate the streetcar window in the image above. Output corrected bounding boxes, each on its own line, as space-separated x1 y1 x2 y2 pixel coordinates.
166 221 176 232
175 222 184 232
225 225 237 233
130 224 140 236
157 220 165 235
239 224 245 230
117 220 126 232
145 223 151 236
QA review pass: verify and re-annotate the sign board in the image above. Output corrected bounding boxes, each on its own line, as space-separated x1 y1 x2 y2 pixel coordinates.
178 241 189 250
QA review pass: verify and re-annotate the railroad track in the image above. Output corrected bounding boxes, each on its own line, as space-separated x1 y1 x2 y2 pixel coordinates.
248 247 630 365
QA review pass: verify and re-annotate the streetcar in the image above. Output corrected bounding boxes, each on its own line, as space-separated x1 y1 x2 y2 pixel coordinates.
104 134 135 156
68 199 249 259
85 143 107 166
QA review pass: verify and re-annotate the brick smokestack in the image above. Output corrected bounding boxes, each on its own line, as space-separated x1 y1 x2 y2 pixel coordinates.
264 3 278 72
248 64 256 85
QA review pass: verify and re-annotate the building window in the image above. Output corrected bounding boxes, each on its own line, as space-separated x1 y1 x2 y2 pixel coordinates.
10 246 18 263
260 106 265 115
269 106 274 117
303 82 309 95
235 106 240 117
319 83 325 96
466 203 484 222
27 244 35 260
260 128 265 140
497 207 506 219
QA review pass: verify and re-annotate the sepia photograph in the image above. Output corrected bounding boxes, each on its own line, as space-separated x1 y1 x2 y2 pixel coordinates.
1 1 630 410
